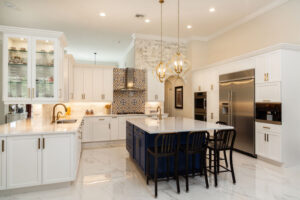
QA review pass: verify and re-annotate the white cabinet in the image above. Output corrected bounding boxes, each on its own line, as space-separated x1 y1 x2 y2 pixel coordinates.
110 117 119 140
93 68 113 102
42 134 73 184
82 117 93 142
65 54 75 101
93 117 111 142
255 122 282 162
0 138 6 190
256 82 281 102
147 69 164 102
118 116 127 140
255 51 281 84
74 66 113 102
2 31 66 104
6 135 42 189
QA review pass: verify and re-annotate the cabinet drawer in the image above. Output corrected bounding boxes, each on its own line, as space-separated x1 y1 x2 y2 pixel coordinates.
256 122 281 134
256 82 281 102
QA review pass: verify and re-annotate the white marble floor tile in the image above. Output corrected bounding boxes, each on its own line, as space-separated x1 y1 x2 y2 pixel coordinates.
1 144 300 200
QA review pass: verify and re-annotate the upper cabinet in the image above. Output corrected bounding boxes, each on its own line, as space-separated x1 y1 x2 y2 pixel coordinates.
147 69 164 102
255 51 281 84
2 29 66 104
73 65 114 102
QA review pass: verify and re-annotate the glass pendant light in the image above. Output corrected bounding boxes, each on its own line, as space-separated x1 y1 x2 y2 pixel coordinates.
170 0 191 77
155 0 169 83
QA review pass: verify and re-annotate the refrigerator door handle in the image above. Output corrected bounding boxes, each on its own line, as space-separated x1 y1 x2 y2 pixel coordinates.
230 90 233 126
228 91 231 125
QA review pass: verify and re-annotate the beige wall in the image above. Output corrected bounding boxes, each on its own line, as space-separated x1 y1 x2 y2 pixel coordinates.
190 0 300 69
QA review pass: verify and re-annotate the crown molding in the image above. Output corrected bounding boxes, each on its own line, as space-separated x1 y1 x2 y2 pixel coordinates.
206 0 289 40
132 33 188 43
0 25 67 46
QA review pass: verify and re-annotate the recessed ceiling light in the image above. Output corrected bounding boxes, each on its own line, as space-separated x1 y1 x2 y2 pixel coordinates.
99 12 106 17
145 19 151 23
209 7 216 12
45 40 49 43
187 25 192 29
20 38 24 41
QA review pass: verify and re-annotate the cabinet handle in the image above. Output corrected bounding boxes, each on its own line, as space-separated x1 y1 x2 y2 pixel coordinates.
264 134 266 141
262 100 271 102
1 140 4 152
99 119 105 121
267 134 269 142
211 113 214 119
101 94 105 100
38 138 41 149
32 88 34 98
155 94 158 100
28 88 31 98
109 123 111 130
263 126 271 129
42 138 45 149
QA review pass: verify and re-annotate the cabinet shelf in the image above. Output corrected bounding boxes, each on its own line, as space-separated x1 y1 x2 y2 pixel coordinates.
36 65 54 67
8 63 27 66
9 50 27 53
36 51 54 55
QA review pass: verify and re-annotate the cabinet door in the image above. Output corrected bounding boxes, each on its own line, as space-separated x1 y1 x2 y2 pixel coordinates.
255 55 267 84
7 136 41 189
3 34 32 103
32 37 58 102
93 117 111 142
103 68 113 101
110 117 119 140
118 117 127 140
93 68 104 101
267 133 282 162
83 68 94 101
147 69 164 102
42 134 72 184
255 131 267 157
255 82 281 102
267 51 281 82
0 138 6 190
73 67 84 101
68 55 75 100
82 118 93 142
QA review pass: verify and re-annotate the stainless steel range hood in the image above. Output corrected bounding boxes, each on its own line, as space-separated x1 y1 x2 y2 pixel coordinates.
114 68 145 92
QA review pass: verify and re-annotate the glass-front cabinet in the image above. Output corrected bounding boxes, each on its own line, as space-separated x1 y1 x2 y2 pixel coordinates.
3 32 64 104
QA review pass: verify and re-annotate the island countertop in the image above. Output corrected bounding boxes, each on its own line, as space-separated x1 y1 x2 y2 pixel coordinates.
126 117 234 134
0 116 82 136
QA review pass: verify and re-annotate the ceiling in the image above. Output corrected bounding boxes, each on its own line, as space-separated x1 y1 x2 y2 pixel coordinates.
0 0 287 64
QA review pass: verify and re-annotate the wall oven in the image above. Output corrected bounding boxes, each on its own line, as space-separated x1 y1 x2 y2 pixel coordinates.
194 92 207 121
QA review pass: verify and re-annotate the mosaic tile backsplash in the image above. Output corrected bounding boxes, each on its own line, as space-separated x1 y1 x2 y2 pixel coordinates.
112 68 146 114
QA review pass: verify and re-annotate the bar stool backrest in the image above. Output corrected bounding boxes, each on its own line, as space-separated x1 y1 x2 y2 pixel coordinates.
154 133 180 154
215 129 236 150
187 131 209 152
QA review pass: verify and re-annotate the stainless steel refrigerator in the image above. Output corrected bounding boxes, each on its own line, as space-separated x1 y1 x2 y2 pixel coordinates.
219 69 255 157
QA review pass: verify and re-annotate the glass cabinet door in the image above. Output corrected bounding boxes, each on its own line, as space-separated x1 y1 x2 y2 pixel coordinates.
33 39 56 99
7 36 30 99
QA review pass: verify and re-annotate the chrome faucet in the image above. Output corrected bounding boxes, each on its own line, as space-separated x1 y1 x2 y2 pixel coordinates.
52 103 67 123
157 106 162 120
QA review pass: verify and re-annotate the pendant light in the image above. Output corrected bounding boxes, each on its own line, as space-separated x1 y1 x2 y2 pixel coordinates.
169 0 191 77
155 0 169 83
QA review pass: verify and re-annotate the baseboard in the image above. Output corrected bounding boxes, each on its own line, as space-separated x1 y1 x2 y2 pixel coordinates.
82 140 125 149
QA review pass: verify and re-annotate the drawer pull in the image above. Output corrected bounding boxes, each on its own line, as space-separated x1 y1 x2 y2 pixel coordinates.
38 138 41 149
1 140 4 152
262 100 271 102
99 119 105 121
43 138 45 149
263 126 271 129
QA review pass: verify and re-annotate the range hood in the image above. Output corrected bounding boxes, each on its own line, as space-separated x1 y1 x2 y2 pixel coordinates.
114 68 145 91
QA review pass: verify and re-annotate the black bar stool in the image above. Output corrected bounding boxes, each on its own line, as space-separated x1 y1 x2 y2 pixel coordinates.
208 129 236 187
146 133 180 198
181 131 209 192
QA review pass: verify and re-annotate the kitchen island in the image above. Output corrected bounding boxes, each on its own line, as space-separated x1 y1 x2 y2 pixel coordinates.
126 117 233 177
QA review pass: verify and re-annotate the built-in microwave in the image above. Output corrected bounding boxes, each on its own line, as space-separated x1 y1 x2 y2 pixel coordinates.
255 103 282 124
194 92 207 121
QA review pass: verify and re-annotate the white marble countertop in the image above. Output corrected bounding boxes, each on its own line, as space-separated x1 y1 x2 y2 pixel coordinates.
126 117 234 134
0 116 83 136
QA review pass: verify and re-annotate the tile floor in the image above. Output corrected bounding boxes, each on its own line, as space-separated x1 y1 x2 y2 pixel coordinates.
1 143 300 200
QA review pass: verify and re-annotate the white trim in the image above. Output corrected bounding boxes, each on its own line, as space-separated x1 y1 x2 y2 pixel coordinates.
191 43 300 72
133 33 188 43
0 25 67 46
206 0 289 40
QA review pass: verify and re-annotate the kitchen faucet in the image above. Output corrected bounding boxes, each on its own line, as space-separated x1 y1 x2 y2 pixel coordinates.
52 103 68 123
157 106 162 120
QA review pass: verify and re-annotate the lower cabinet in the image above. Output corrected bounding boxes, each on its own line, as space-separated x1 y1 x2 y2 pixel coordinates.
82 118 93 142
133 126 146 172
7 135 42 189
0 137 6 190
42 134 73 184
110 117 119 140
118 117 127 140
4 134 75 190
256 122 282 162
93 117 111 142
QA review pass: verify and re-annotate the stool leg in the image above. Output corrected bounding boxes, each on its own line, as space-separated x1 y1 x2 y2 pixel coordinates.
209 149 212 171
203 151 209 189
185 153 189 192
223 150 228 168
154 157 158 197
166 157 170 182
230 150 236 184
192 154 195 177
217 151 220 174
175 154 180 194
146 152 150 185
214 149 218 187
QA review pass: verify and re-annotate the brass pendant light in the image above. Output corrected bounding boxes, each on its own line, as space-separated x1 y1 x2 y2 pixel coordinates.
155 0 169 83
169 0 191 77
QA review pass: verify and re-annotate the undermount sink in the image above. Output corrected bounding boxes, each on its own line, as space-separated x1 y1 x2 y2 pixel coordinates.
56 119 77 124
